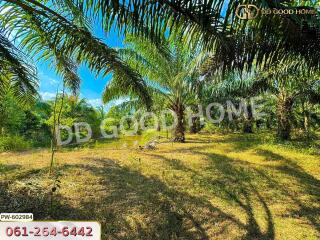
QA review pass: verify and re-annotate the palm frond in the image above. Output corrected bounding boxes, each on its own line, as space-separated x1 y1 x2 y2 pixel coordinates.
0 32 38 104
1 1 151 101
102 68 152 110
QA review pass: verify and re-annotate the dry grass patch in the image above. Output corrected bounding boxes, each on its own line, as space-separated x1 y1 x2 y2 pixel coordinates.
0 133 319 239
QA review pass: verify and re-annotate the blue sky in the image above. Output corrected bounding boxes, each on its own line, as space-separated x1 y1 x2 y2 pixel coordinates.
38 1 230 108
38 24 124 108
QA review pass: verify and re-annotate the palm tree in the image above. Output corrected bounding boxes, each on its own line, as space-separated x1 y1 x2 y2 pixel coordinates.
0 0 152 105
0 32 38 103
257 58 320 140
207 57 320 140
73 0 319 68
103 36 205 142
1 0 318 104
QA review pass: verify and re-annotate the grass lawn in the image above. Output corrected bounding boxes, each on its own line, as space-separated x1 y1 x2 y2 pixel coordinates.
0 133 319 239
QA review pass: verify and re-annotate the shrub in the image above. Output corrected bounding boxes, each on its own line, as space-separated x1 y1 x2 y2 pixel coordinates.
201 122 220 134
0 136 31 152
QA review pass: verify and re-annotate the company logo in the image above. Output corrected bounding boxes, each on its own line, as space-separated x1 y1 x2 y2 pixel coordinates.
236 4 318 20
236 4 260 20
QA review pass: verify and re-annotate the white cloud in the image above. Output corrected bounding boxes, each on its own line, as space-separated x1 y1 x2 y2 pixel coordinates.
112 98 130 106
49 78 59 86
88 98 130 111
88 98 102 107
103 97 130 112
40 91 56 101
39 71 60 87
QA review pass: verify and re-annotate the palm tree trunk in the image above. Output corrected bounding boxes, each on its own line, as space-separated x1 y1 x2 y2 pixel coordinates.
0 103 5 136
304 113 309 134
243 105 254 133
171 103 185 142
277 96 294 140
302 102 309 134
190 116 201 134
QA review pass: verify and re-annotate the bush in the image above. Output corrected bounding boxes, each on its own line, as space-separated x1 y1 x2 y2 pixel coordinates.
0 136 32 152
201 122 220 134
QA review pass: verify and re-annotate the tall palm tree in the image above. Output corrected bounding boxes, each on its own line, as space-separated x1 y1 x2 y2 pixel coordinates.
207 57 320 140
103 36 205 142
257 58 320 140
0 0 319 110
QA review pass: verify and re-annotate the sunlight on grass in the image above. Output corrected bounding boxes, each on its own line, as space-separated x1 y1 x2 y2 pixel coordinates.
0 133 319 239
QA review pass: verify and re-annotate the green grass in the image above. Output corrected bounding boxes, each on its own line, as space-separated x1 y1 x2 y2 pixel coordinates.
0 133 319 239
0 136 32 152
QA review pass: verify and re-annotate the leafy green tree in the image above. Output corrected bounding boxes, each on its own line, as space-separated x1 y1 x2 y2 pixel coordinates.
21 101 52 146
0 94 26 135
1 0 319 108
46 95 101 142
257 58 320 140
0 92 53 147
104 105 131 134
207 58 320 140
0 0 319 145
103 36 204 142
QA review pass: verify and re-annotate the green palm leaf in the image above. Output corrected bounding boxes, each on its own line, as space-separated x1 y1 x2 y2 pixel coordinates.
0 32 38 104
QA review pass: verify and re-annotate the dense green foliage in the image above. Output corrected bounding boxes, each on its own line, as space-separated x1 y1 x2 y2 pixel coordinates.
0 94 102 150
0 0 319 148
103 36 206 141
0 3 319 239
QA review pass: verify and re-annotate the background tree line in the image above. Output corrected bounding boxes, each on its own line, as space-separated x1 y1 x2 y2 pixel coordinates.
0 0 319 149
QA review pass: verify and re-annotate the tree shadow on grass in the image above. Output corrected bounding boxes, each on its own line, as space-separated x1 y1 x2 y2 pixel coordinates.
255 147 320 195
191 148 319 237
59 159 248 240
260 154 320 233
85 149 319 238
0 164 21 173
199 152 275 240
142 153 197 174
150 152 275 240
0 177 80 220
254 149 287 161
0 162 96 220
212 134 265 152
1 144 318 239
